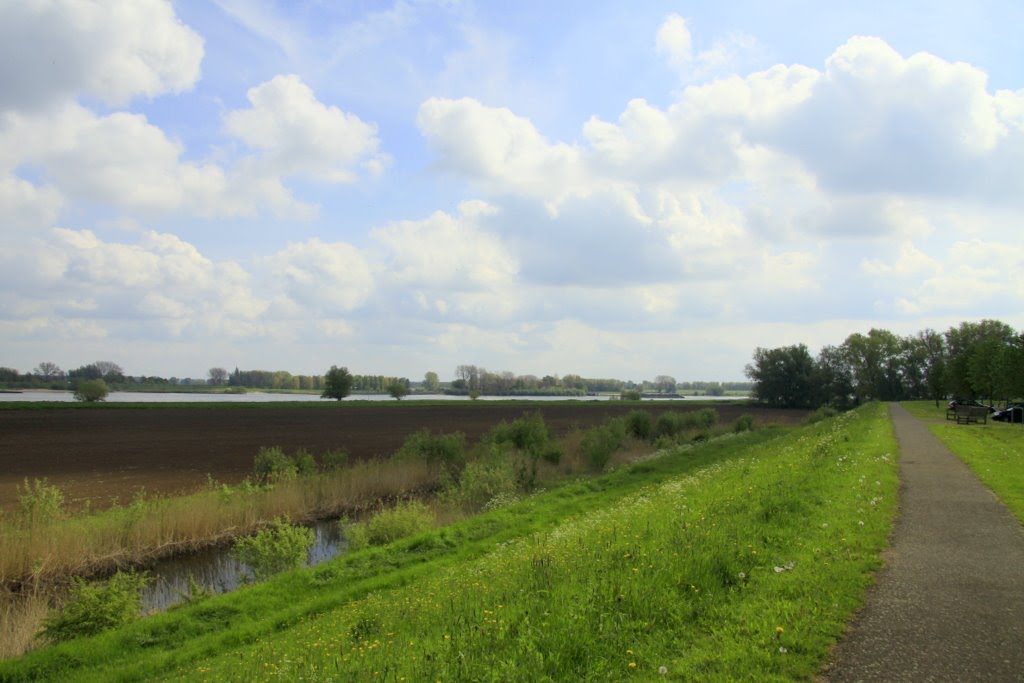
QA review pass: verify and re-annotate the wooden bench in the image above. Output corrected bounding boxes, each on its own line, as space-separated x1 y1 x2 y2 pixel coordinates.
952 405 989 424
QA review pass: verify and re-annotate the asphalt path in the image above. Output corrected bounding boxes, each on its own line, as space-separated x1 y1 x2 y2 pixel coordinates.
823 403 1024 681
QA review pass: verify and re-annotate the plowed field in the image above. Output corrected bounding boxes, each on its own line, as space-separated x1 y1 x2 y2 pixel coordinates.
0 402 806 511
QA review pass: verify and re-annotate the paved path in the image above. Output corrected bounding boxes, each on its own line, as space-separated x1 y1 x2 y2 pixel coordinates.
824 403 1024 682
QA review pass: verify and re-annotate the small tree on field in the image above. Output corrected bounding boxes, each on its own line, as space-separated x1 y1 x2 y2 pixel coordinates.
73 379 109 402
387 380 409 400
321 365 353 400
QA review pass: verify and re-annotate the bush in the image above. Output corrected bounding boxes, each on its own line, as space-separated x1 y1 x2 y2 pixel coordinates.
654 412 686 439
734 414 755 432
580 419 627 472
232 518 315 581
488 412 549 456
395 430 467 477
444 457 520 512
73 379 108 402
17 477 64 526
807 406 839 424
254 446 296 484
625 410 653 440
321 449 349 470
620 389 642 401
691 408 719 429
292 449 317 476
43 570 150 642
345 500 434 550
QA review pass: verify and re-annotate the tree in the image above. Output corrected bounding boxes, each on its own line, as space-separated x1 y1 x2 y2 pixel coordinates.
321 366 353 400
208 367 228 385
653 375 677 394
34 362 63 379
387 380 410 400
73 379 109 402
745 344 816 408
423 371 440 392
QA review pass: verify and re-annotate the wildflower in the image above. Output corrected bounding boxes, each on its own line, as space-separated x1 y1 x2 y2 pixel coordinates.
779 646 787 654
775 626 784 635
858 520 865 526
658 666 669 675
738 572 746 580
628 662 637 669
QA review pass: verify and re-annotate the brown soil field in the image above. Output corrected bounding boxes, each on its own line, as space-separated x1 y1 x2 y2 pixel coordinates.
0 402 807 512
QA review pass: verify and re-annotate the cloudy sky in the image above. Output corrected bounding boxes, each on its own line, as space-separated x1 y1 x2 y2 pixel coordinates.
1 1 1022 382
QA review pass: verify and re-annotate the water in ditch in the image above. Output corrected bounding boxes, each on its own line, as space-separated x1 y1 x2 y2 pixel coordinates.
139 518 347 613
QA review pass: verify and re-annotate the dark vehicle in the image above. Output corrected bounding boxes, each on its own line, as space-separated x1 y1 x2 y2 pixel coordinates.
992 405 1024 423
947 399 994 412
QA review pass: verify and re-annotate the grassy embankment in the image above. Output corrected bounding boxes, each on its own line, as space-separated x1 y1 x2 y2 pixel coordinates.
0 403 729 658
902 401 1024 523
0 403 898 681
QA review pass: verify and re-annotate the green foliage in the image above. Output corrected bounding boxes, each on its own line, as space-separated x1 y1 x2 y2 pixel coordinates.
232 518 315 581
468 390 480 400
253 446 296 484
746 343 817 408
395 429 467 477
654 411 686 438
580 419 627 471
321 449 349 470
17 477 64 526
73 379 109 402
620 389 641 401
733 414 755 432
387 380 410 400
345 500 434 550
321 365 353 401
487 411 549 456
807 406 839 424
43 570 150 642
292 449 318 476
443 456 520 512
692 407 718 428
625 410 653 440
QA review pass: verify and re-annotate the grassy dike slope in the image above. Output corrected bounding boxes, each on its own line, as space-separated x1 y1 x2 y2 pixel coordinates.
0 404 897 682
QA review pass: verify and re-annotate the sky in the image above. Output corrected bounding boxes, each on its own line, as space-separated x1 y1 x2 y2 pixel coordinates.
1 0 1022 383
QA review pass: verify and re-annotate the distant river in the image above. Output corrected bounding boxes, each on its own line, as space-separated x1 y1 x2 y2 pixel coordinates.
0 390 748 403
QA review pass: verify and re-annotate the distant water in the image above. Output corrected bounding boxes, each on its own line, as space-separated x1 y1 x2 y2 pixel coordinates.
1 391 748 403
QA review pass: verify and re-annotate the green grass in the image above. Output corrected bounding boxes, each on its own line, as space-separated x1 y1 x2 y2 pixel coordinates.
903 401 1024 524
0 405 897 681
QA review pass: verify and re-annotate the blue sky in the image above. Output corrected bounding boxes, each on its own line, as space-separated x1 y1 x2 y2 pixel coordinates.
1 0 1022 382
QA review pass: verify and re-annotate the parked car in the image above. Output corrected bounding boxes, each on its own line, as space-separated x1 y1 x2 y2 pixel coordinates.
947 399 995 412
992 405 1024 423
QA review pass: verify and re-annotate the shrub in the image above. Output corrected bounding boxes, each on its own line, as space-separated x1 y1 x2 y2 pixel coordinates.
807 406 839 424
620 389 642 401
232 518 315 581
321 449 349 470
692 408 719 429
395 430 467 477
445 457 519 512
73 379 108 402
734 414 755 432
654 412 686 439
387 381 409 400
625 410 653 440
17 477 64 526
345 500 434 550
292 449 317 476
43 570 150 642
580 419 627 471
254 446 297 484
488 412 549 456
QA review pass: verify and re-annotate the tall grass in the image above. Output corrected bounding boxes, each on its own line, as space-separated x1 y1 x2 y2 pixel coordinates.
165 404 898 681
0 457 438 587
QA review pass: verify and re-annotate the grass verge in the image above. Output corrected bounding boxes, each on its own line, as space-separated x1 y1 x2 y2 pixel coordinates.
0 404 897 681
902 401 1024 524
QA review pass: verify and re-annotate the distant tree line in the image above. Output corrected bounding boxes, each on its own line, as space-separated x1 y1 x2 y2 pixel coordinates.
745 319 1024 409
